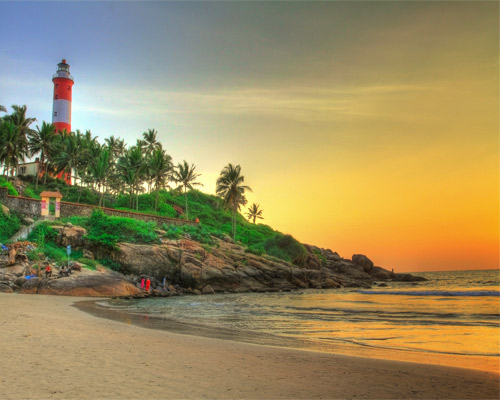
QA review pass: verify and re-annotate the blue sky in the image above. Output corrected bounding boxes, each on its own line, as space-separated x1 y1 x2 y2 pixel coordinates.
1 1 498 271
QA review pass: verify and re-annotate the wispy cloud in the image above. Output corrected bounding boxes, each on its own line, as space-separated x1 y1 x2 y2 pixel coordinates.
76 83 437 124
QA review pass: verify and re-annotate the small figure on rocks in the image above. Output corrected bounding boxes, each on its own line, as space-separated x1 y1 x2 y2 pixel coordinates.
163 276 166 289
146 278 151 292
44 263 52 278
141 278 145 289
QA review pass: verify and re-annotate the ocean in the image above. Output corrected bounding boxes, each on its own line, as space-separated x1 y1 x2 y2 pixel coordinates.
89 269 500 372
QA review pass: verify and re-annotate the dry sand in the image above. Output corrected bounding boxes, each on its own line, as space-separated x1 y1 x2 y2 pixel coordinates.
0 293 498 400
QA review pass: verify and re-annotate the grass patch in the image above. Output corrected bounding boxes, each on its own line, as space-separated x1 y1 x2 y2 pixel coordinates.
0 208 21 242
83 209 158 249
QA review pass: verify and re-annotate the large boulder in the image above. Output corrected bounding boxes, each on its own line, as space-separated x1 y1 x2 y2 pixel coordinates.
22 269 140 297
112 243 177 279
52 225 87 249
352 254 374 273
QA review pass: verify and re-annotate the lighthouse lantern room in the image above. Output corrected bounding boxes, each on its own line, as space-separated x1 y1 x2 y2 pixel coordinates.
52 59 74 134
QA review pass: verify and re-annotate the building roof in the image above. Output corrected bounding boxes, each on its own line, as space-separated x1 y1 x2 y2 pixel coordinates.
39 191 63 198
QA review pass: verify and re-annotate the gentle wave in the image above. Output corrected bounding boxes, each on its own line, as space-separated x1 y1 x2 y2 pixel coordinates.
358 290 500 297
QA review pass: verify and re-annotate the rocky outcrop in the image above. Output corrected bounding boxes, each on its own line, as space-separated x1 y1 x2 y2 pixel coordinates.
107 238 424 294
0 223 426 297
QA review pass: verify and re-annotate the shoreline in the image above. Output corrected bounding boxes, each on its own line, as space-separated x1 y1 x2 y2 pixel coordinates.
78 297 500 373
1 293 499 399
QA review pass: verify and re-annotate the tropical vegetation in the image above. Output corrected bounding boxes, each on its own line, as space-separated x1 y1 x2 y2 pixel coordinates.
0 103 310 266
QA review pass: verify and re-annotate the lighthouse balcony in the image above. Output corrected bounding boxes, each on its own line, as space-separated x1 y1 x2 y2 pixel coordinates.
52 72 74 82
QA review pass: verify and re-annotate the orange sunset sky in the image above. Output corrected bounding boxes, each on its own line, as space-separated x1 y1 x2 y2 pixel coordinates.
1 1 498 272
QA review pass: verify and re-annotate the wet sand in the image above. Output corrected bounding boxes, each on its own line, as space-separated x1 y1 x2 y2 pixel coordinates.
0 293 498 399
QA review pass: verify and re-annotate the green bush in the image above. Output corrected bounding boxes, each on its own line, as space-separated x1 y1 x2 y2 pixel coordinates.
262 234 308 265
99 258 121 271
28 223 58 245
23 187 40 199
0 208 21 242
27 242 82 265
0 177 19 196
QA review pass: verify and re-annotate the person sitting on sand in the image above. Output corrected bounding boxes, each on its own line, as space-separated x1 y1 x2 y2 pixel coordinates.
44 263 52 278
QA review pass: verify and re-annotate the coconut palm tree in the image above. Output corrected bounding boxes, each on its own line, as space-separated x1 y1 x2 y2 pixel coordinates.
216 163 252 241
172 160 203 219
142 129 160 154
0 121 25 177
3 105 36 152
148 147 173 211
28 121 57 188
53 131 81 191
117 146 145 210
246 203 264 224
0 105 6 113
89 147 112 207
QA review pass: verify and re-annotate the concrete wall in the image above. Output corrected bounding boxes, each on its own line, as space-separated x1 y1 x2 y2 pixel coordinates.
0 187 195 227
0 187 41 217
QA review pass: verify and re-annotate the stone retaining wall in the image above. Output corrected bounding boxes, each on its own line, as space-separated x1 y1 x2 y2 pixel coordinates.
0 187 41 217
0 187 194 227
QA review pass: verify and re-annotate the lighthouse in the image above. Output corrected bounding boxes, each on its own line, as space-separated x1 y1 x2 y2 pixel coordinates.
52 59 74 134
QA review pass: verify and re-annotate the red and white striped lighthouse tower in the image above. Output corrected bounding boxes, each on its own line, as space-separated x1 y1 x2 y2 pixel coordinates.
52 59 74 134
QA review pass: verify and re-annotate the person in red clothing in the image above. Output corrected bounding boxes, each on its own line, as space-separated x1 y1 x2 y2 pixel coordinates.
44 263 52 278
141 278 145 289
145 278 151 292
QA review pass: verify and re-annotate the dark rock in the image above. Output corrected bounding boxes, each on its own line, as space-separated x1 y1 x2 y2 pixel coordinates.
394 273 427 282
352 254 374 273
0 283 13 293
14 277 27 287
202 285 215 295
370 266 395 280
22 277 42 294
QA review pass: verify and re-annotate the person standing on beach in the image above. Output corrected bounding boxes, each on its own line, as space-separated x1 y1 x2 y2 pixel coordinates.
146 278 151 292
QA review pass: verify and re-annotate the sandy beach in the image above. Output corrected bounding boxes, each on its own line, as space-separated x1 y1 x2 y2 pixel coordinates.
0 293 498 400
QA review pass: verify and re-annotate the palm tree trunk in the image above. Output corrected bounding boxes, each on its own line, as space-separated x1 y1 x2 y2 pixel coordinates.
35 162 40 189
184 186 188 219
232 210 236 241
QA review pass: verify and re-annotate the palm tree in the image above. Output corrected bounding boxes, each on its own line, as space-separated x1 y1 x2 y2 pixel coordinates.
216 163 252 241
142 129 160 154
148 147 173 211
89 147 112 207
172 160 203 219
4 105 36 152
246 203 264 224
117 146 145 210
0 121 25 177
0 105 6 113
28 121 57 188
53 131 81 192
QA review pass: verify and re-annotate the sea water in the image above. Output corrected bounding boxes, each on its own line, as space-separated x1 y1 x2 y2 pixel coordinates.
94 269 500 371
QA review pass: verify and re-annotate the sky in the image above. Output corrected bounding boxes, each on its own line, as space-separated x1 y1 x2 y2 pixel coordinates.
0 1 498 272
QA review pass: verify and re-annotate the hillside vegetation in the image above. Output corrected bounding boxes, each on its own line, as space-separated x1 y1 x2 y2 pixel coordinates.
14 176 307 267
